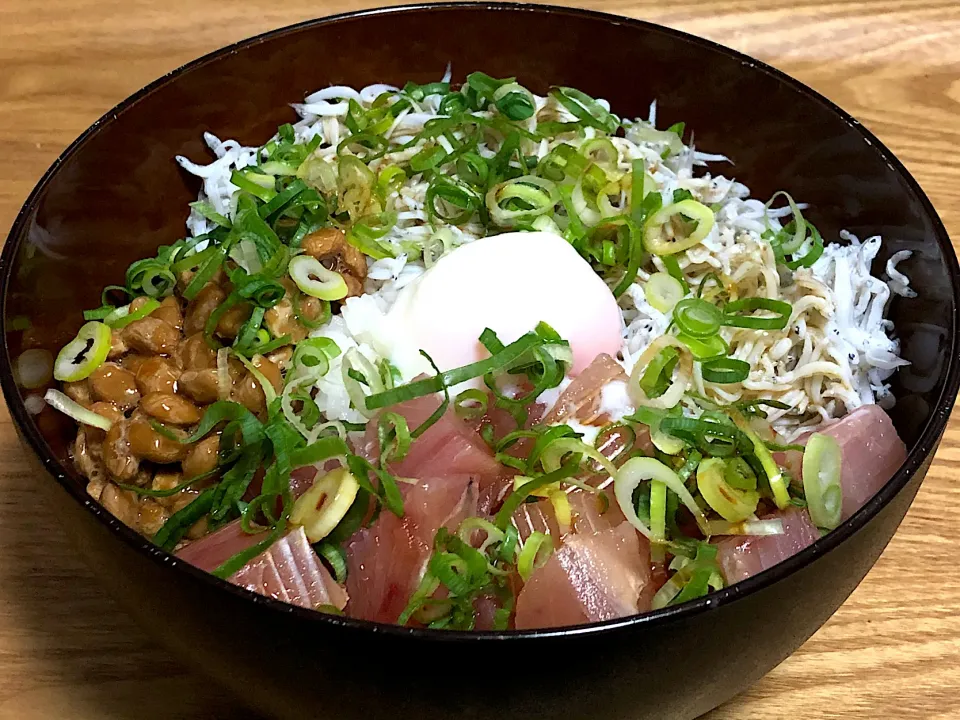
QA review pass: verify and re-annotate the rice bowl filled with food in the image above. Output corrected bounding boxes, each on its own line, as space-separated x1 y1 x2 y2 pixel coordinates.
41 70 914 630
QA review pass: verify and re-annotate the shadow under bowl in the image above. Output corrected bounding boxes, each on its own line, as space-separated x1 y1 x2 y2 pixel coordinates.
1 4 957 719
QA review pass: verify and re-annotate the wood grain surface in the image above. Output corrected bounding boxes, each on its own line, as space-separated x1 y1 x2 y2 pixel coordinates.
1 1 959 717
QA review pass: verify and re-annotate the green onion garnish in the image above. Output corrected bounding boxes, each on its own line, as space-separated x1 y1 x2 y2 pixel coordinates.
517 532 553 581
802 433 843 530
672 297 722 338
700 357 750 384
722 297 792 330
639 346 680 399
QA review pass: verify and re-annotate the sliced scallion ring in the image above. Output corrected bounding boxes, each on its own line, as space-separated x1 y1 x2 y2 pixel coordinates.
765 191 806 253
53 321 112 382
802 432 843 530
485 175 559 228
43 388 113 431
615 456 709 538
290 467 360 543
649 479 667 561
104 298 161 329
517 531 553 581
454 388 488 420
288 255 348 301
696 458 760 523
645 272 685 314
724 456 758 491
722 297 792 330
673 297 722 338
539 437 618 479
701 357 750 384
677 333 728 361
628 335 692 410
493 82 536 121
581 137 619 171
643 199 715 255
639 347 680 399
731 413 791 509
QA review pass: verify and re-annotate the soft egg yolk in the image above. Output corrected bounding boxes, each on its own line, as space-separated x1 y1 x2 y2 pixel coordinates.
386 231 624 375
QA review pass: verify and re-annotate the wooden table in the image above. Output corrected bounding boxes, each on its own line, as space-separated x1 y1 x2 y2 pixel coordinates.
1 0 959 717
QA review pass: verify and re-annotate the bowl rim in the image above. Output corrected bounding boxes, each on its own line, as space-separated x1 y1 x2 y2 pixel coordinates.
2 0 957 641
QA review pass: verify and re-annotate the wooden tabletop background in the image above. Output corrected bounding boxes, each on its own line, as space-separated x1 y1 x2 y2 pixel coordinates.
1 0 959 717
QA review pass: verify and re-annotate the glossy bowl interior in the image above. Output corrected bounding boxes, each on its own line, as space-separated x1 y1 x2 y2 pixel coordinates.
2 4 957 719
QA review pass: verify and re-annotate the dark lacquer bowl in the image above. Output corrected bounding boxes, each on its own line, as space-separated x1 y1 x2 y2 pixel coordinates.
2 4 956 719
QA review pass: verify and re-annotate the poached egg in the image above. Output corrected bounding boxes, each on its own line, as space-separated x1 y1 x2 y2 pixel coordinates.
341 231 624 382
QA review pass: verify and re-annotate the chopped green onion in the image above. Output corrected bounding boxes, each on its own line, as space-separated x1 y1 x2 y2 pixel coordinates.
724 456 758 491
696 458 759 522
494 459 582 530
644 272 686 314
231 169 277 203
189 200 232 228
378 412 411 465
104 298 161 329
347 211 398 260
493 82 536 121
154 488 216 551
649 479 667 561
610 218 645 298
426 176 482 225
701 357 750 384
454 389 488 420
486 175 559 228
366 331 545 412
802 433 843 530
550 87 619 134
722 297 792 330
661 254 689 293
315 542 348 583
43 388 114 430
377 165 407 201
338 155 377 221
765 192 806 253
658 416 750 456
672 298 722 338
614 456 708 538
639 347 680 399
125 258 177 298
539 437 618 479
288 255 348 301
643 199 715 256
53 321 112 382
677 333 728 361
731 413 791 509
517 532 553 581
410 144 447 173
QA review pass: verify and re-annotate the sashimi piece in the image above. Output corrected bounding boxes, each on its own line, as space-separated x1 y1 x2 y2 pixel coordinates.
345 474 478 623
512 489 625 544
178 520 347 611
289 465 320 498
513 498 562 544
176 518 265 572
514 522 652 629
357 395 502 486
231 526 347 611
785 405 907 521
569 489 626 536
542 353 626 425
715 507 820 585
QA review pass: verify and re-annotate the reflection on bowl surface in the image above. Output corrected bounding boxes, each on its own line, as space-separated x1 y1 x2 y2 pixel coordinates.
2 4 957 719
